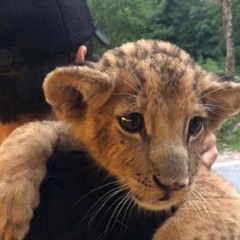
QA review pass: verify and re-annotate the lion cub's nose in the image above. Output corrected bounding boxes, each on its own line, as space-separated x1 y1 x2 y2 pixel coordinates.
153 175 189 192
170 181 187 191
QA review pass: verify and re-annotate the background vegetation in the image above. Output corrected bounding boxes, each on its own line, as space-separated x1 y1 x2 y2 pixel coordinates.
87 0 240 152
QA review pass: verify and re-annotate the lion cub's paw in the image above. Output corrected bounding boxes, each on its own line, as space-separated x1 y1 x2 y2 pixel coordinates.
0 178 40 240
0 121 66 239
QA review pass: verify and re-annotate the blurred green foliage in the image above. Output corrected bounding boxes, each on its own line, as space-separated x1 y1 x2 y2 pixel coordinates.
197 56 225 74
217 114 240 152
88 0 240 68
87 0 240 152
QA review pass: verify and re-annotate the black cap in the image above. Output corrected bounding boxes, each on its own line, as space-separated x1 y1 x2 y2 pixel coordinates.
0 0 109 65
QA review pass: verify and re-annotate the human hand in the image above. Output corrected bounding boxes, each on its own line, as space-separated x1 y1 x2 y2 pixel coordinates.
201 134 218 168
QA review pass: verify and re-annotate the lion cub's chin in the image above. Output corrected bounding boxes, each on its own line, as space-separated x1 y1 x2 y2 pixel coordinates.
133 186 190 211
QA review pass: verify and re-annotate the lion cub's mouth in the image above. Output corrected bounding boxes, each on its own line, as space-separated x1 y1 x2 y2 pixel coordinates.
158 192 170 201
131 175 193 210
152 175 189 201
132 189 188 211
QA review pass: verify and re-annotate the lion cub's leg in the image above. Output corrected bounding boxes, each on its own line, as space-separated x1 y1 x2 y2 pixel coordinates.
153 166 240 240
0 121 78 240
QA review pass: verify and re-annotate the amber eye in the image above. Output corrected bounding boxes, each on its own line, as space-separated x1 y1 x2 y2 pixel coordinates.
118 112 144 133
188 117 204 136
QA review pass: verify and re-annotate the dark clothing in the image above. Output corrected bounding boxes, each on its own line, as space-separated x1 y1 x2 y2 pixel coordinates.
25 151 173 240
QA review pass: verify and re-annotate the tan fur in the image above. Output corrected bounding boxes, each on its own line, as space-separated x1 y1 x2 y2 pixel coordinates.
44 39 240 239
0 39 240 239
153 167 240 239
0 121 80 240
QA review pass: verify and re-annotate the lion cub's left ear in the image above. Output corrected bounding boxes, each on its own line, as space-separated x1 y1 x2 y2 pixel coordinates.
43 65 114 122
201 76 240 130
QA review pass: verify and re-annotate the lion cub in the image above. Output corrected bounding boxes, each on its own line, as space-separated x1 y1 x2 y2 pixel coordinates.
44 39 240 239
1 39 240 239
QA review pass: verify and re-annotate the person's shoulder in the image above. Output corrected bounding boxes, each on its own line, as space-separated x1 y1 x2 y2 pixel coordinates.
47 150 95 174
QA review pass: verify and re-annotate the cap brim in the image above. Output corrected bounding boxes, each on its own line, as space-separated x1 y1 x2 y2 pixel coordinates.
94 29 110 45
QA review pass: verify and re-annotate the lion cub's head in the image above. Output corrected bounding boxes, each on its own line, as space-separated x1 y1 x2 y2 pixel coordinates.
44 39 240 210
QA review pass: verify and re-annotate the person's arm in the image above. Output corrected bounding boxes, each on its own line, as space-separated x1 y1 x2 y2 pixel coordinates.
0 121 79 240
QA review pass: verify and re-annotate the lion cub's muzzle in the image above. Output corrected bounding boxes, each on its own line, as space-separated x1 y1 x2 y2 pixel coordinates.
149 143 191 201
152 174 189 201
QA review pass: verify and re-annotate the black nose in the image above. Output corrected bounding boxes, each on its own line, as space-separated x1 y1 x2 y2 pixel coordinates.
152 175 186 192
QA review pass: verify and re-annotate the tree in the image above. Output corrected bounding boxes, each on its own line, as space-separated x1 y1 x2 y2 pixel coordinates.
88 0 239 77
232 0 240 70
88 0 224 61
222 0 235 78
204 0 235 78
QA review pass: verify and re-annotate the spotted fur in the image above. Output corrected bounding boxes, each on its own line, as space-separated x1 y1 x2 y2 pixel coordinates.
44 39 240 239
0 39 240 239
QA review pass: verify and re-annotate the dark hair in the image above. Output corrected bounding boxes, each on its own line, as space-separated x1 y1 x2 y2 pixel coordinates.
0 40 100 124
0 50 74 123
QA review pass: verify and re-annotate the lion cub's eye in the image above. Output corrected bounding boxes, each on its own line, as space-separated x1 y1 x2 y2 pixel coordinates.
118 112 144 133
188 117 204 136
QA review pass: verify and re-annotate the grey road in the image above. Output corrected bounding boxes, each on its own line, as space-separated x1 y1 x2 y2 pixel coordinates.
212 160 240 192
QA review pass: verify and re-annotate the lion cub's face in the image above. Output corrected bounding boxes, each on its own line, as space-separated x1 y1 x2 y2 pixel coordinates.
44 39 240 211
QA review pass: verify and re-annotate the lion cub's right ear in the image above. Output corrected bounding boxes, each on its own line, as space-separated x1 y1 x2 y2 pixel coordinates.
43 65 115 122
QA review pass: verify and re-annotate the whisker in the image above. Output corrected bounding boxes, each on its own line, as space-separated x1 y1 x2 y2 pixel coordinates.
73 180 122 207
121 195 135 228
199 84 226 102
111 92 139 98
80 185 127 226
127 66 144 100
105 190 132 233
89 188 126 229
91 187 130 238
120 78 142 99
